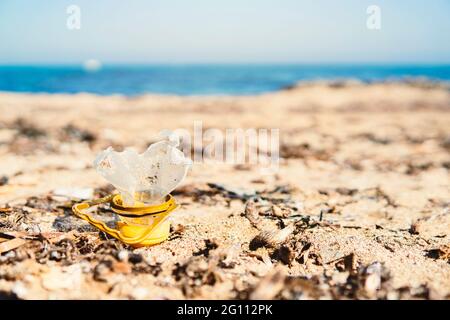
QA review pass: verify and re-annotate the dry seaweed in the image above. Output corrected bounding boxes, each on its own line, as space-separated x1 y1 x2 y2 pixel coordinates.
61 124 97 143
243 200 261 228
0 176 9 186
12 118 46 139
426 245 450 263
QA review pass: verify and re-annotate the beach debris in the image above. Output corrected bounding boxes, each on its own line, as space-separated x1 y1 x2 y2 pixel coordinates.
234 164 252 171
273 245 295 265
94 184 116 198
171 183 228 206
53 187 94 200
356 132 392 145
0 175 9 186
13 118 46 138
330 253 359 273
339 261 391 299
193 239 220 258
440 135 450 151
0 206 12 213
367 187 398 208
389 284 440 300
239 184 303 229
94 132 192 205
426 245 450 263
207 183 256 201
295 241 323 266
71 133 192 247
279 275 331 300
297 242 313 265
244 200 261 228
61 124 96 143
172 253 224 298
250 224 294 250
169 223 186 240
219 244 240 268
280 143 332 160
0 209 30 231
185 183 302 217
247 248 272 267
335 187 358 196
249 266 286 300
172 183 199 197
269 204 292 218
0 236 27 254
5 118 55 155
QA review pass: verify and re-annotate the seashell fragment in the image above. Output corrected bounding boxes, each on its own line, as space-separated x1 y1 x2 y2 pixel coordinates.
250 224 295 250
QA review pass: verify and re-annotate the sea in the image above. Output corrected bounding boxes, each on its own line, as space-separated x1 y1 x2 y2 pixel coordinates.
0 64 449 96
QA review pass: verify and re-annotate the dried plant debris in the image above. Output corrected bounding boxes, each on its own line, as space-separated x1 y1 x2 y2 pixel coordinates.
280 143 333 160
173 183 304 219
329 253 359 273
172 183 229 206
243 200 261 228
426 245 450 263
335 187 358 196
169 223 186 240
61 124 97 143
355 133 392 145
240 186 303 229
0 236 27 254
93 184 116 198
207 183 257 201
0 176 9 186
249 267 287 300
246 259 445 300
295 241 323 266
208 183 299 204
272 245 296 265
193 239 220 258
1 178 444 299
358 187 398 208
0 188 448 300
12 118 47 139
245 261 390 300
172 253 225 298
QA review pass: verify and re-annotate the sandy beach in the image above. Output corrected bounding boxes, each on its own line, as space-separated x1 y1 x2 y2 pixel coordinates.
0 81 449 299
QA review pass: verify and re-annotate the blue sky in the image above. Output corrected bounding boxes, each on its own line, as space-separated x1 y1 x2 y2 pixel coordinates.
0 0 449 64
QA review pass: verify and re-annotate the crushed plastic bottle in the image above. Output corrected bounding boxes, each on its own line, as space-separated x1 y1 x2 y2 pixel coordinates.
94 132 192 205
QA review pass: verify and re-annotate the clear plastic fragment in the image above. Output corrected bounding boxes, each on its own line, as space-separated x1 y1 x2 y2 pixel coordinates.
94 132 191 205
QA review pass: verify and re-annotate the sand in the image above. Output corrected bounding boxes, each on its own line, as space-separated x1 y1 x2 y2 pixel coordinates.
0 81 449 299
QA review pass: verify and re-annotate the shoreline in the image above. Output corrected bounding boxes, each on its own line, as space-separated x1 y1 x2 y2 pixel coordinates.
0 78 449 99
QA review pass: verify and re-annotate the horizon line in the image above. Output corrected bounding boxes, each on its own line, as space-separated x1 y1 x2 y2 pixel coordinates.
1 62 450 67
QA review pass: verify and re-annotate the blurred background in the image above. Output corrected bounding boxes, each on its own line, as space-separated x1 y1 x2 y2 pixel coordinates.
0 0 449 95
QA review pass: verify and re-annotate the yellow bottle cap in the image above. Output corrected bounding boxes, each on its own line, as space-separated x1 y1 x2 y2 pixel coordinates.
72 194 177 247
